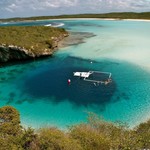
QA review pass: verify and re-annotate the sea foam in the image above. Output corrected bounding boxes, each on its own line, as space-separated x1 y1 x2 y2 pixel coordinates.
44 22 65 27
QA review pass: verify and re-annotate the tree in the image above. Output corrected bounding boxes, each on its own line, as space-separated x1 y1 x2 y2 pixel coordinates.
38 127 82 150
135 120 150 149
0 106 22 136
19 127 38 150
70 124 110 150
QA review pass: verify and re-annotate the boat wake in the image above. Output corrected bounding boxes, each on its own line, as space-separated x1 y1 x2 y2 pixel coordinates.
44 22 65 27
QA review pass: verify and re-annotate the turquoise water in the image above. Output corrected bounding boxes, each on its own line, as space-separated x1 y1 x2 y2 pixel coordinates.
0 19 150 128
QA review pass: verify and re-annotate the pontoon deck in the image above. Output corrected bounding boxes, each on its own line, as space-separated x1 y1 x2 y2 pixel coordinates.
73 71 112 85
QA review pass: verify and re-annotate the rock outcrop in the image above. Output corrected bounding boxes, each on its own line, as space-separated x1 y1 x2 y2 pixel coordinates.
0 33 68 63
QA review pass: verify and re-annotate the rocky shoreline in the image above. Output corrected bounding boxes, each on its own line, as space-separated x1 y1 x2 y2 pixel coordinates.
0 27 68 63
0 44 53 62
0 20 97 64
0 30 95 63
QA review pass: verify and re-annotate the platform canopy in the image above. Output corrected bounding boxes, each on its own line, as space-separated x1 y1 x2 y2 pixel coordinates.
73 72 92 78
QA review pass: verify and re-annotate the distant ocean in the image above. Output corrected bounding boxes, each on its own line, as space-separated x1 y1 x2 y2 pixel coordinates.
0 19 150 129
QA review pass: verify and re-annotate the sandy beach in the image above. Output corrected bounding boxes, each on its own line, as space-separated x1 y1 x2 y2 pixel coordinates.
38 18 150 22
2 17 150 24
123 19 150 22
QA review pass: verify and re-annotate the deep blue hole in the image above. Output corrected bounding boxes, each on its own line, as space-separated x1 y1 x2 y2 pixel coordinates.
22 57 117 107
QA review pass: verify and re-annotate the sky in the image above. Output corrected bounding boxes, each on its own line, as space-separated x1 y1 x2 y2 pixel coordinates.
0 0 150 19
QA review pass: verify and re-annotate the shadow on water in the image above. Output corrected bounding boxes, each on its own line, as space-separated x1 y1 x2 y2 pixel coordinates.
22 56 117 108
0 55 52 68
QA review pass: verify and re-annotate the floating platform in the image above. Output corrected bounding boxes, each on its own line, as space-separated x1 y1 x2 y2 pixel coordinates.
73 71 112 85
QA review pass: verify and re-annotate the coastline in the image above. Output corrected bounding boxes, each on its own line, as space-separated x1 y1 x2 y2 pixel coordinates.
2 18 150 24
123 19 150 22
0 26 68 63
35 18 150 22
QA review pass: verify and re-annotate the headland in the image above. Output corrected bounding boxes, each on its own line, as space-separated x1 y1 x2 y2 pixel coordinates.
0 26 68 63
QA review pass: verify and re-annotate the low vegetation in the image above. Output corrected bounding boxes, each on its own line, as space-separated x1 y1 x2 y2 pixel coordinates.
0 106 150 150
0 26 68 55
0 12 150 22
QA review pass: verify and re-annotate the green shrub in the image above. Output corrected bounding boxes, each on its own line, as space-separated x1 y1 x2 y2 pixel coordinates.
134 120 150 149
0 106 22 136
70 124 110 150
0 26 68 55
37 127 82 150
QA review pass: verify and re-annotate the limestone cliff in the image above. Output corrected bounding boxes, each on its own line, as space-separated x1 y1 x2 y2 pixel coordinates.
0 26 68 63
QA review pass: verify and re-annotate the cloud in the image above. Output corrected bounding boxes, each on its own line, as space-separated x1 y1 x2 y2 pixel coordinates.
25 0 78 11
5 3 18 12
78 0 150 12
1 0 78 11
0 0 150 18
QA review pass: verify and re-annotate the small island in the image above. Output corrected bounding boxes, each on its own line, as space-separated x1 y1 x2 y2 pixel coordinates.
0 26 68 62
